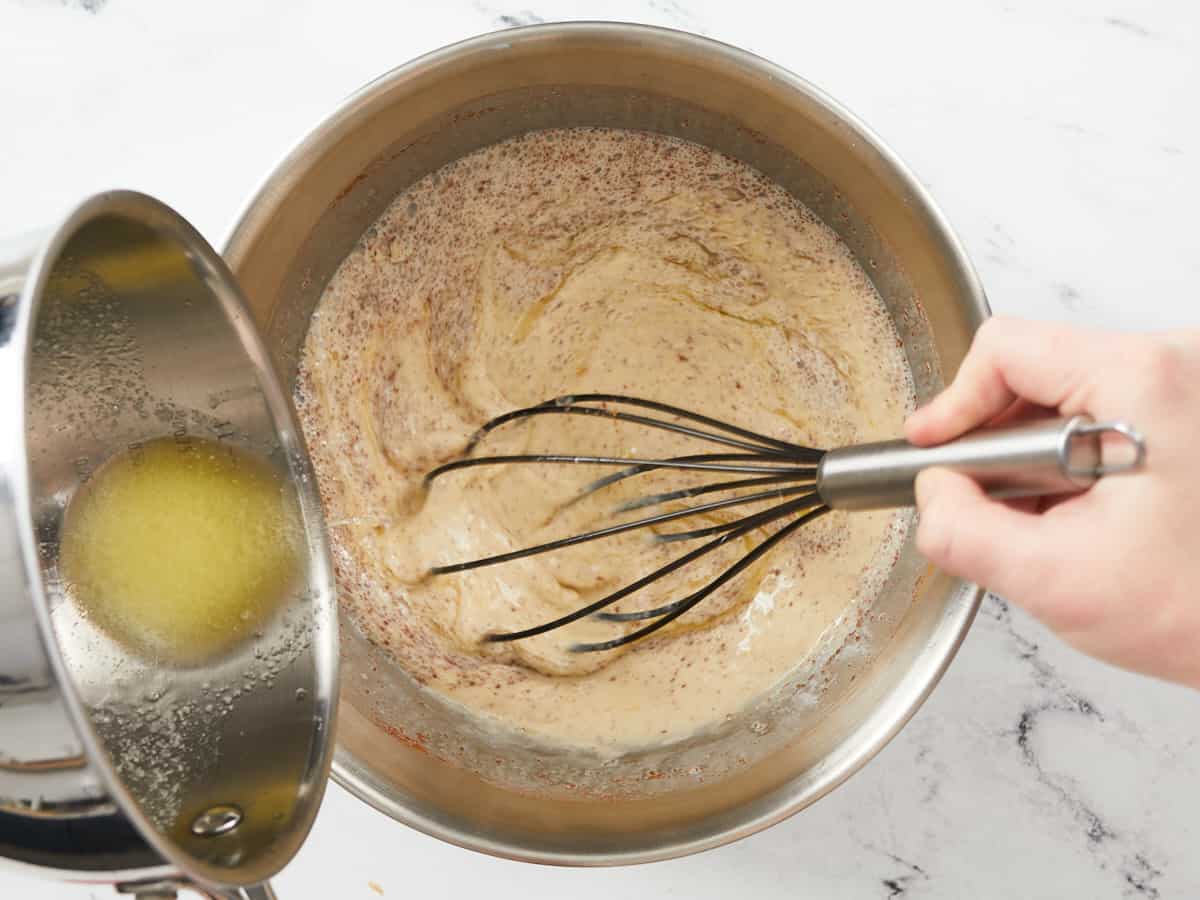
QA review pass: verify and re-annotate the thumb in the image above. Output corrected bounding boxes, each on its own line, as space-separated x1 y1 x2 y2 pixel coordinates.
905 318 1106 446
914 468 1055 602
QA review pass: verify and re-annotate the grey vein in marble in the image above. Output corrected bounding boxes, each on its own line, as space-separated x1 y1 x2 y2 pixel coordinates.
981 222 1019 269
496 9 544 27
983 595 1166 899
646 0 706 32
1103 17 1157 40
1054 282 1084 311
865 843 930 897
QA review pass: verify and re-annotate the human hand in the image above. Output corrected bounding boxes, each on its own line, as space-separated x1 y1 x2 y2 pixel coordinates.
905 317 1200 688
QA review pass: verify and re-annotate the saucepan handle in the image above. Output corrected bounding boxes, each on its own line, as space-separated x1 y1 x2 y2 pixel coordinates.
118 878 278 899
199 882 277 900
816 415 1146 511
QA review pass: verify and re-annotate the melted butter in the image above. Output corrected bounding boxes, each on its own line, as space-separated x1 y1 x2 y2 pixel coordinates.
58 436 301 666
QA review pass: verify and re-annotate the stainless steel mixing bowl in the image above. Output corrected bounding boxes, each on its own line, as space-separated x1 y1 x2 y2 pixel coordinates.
224 23 989 864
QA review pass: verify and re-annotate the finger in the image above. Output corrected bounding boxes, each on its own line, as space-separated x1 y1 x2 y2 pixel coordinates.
905 318 1105 446
914 467 1055 601
984 398 1055 430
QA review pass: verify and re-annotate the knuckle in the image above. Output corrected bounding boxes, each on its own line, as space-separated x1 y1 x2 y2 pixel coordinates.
1138 339 1185 399
973 316 1009 351
974 315 1037 348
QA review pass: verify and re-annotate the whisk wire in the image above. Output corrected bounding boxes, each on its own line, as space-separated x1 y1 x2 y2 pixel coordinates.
466 393 817 457
431 484 819 575
614 471 818 513
482 513 758 643
570 505 830 653
425 452 814 486
485 497 826 645
597 500 827 623
568 452 811 508
429 395 831 652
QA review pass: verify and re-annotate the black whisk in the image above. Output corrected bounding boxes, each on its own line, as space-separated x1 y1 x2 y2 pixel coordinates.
425 394 1144 652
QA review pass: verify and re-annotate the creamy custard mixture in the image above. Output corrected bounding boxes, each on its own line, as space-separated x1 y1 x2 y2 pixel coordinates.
296 128 914 753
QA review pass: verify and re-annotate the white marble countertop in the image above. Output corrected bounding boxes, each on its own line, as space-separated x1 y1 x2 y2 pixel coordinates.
1 1 1197 897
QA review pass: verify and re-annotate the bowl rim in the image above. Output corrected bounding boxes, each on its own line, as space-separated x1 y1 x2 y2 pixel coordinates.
222 21 988 866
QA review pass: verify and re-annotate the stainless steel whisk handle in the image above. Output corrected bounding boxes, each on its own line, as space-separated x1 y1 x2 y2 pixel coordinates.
816 415 1146 511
